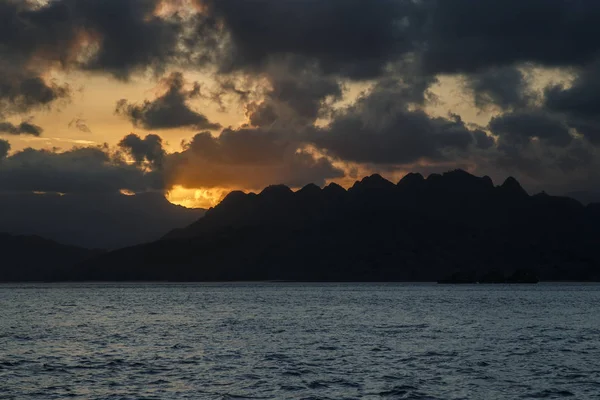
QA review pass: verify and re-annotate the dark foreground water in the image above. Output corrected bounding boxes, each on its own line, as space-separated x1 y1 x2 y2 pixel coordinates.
1 283 599 399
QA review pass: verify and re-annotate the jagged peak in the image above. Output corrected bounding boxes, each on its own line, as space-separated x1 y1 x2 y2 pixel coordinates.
502 176 520 187
422 169 494 192
323 182 347 195
299 183 321 191
426 173 443 181
220 190 248 204
481 175 494 187
397 172 425 187
443 168 473 177
205 191 251 216
297 183 322 196
500 176 528 197
350 174 395 192
444 169 493 186
260 184 294 197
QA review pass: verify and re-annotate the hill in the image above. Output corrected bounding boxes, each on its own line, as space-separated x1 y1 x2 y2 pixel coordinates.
0 192 205 249
60 170 600 282
0 234 101 282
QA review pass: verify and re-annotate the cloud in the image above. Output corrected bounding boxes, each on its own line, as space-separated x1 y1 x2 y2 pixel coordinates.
3 0 600 82
198 0 600 80
0 3 72 115
245 62 343 127
489 111 573 148
482 138 598 191
420 0 600 74
0 72 70 117
544 64 600 144
0 145 162 194
0 120 43 136
68 118 91 133
116 72 221 130
308 80 476 165
164 128 344 190
67 0 183 78
200 0 419 79
4 0 600 197
473 130 495 150
0 0 220 129
119 133 166 168
0 0 191 80
465 67 538 111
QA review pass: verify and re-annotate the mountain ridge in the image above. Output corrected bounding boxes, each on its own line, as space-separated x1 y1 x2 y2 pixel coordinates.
163 169 534 240
55 169 600 283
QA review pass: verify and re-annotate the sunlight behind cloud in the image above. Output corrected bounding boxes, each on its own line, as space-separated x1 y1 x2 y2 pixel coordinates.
166 185 231 209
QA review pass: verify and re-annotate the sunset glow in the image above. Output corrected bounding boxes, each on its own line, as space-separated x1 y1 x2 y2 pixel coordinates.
1 0 600 209
167 185 230 209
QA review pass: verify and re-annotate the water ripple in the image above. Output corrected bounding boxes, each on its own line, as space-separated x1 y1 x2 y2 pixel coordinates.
0 283 599 399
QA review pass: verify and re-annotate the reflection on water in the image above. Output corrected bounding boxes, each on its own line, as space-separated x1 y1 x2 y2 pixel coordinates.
1 283 599 399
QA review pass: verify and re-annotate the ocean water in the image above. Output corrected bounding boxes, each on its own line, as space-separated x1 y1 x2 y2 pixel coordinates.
0 283 599 399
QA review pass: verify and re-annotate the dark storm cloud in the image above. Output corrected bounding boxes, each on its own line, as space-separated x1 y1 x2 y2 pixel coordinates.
473 129 495 150
555 143 595 173
181 129 290 165
0 0 188 79
465 67 538 111
4 0 600 82
0 74 70 116
489 111 573 148
421 0 600 74
164 128 343 189
119 133 166 168
0 145 162 194
484 137 599 191
314 110 475 165
3 0 600 196
0 139 9 159
0 0 71 116
544 64 600 144
246 63 343 127
66 0 182 78
0 0 75 64
0 120 43 136
545 66 600 119
0 1 80 115
309 82 476 165
200 0 421 79
196 0 600 79
0 0 221 118
115 72 221 131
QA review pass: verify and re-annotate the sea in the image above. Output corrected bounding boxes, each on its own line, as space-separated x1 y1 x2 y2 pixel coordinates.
1 283 599 399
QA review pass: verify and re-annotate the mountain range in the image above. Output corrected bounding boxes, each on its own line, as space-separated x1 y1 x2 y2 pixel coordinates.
40 169 600 283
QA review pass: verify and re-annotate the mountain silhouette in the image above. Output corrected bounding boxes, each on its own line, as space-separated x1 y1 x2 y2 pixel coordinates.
566 190 600 205
0 192 205 249
0 234 101 282
24 170 600 282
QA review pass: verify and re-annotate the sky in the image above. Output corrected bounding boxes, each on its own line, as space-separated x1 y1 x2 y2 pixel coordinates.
2 0 600 208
